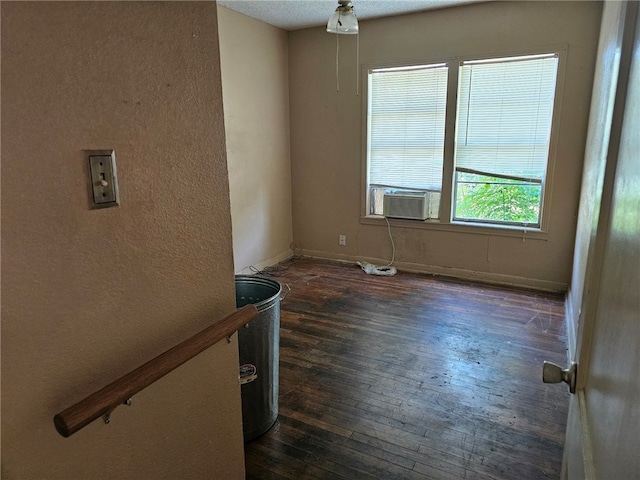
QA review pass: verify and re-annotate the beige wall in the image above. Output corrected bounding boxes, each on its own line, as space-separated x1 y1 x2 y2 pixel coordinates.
1 2 244 479
217 6 293 274
289 1 602 291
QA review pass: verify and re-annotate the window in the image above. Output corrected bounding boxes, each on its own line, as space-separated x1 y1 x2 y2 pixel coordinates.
367 64 448 217
453 54 558 225
365 52 560 229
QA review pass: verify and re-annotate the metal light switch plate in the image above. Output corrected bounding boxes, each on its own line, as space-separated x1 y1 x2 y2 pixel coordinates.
87 150 119 208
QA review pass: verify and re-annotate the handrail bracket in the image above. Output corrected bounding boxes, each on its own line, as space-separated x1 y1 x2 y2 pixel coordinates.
102 397 133 425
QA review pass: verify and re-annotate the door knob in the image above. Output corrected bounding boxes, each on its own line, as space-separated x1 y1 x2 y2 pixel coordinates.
542 361 577 394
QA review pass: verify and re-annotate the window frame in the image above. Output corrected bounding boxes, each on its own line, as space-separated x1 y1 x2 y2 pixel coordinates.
360 46 567 238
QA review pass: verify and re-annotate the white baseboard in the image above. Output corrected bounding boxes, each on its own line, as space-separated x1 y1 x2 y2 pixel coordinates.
299 248 568 292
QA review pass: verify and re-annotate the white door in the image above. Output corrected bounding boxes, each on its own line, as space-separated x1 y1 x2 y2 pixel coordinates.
560 2 640 478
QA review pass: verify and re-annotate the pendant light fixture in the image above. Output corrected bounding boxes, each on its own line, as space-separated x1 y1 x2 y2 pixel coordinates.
326 0 360 94
326 0 359 34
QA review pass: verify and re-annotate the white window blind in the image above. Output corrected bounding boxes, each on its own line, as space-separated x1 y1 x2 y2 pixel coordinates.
454 54 559 180
368 64 448 191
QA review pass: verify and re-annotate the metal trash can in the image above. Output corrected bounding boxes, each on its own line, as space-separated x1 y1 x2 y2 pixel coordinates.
235 275 282 441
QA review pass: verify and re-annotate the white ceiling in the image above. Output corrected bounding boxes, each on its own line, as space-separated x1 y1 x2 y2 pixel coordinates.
217 0 485 31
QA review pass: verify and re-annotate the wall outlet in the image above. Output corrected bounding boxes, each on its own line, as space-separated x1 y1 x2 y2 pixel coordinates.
339 235 346 246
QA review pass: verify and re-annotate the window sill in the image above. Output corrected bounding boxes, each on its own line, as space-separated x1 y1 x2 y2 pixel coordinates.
360 215 549 240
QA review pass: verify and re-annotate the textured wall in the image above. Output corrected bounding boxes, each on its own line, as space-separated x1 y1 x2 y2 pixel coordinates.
1 2 244 478
289 1 602 291
218 6 293 274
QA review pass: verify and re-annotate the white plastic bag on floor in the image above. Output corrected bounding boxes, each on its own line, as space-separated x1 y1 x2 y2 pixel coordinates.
357 261 397 276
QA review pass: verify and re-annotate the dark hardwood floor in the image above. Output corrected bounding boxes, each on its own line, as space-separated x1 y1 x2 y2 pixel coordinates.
244 257 570 480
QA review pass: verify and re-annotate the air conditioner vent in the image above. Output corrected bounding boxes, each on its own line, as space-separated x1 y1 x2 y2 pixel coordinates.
383 191 440 220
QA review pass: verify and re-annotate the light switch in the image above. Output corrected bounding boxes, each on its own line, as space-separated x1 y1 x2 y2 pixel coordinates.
87 150 119 208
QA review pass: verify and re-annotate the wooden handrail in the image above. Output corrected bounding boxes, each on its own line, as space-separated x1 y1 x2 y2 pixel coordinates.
54 304 258 437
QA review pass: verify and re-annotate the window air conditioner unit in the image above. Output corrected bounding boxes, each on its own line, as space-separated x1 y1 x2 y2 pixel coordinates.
383 191 440 220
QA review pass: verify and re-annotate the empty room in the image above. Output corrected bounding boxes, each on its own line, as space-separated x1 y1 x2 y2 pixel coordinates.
2 1 638 479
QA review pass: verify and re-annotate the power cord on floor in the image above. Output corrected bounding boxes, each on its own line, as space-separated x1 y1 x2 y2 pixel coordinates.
357 216 397 276
248 256 298 276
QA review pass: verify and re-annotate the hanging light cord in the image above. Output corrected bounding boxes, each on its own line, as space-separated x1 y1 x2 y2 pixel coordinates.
356 32 360 96
335 31 359 95
336 33 340 92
